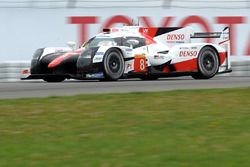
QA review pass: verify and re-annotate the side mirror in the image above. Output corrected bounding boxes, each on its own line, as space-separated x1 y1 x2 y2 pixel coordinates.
127 39 139 48
67 41 76 50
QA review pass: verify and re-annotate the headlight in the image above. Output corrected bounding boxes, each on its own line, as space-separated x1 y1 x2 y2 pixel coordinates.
83 55 91 59
80 49 92 59
77 49 93 70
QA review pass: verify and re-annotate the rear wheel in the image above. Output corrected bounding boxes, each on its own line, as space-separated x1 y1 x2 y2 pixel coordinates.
192 46 219 79
103 49 125 81
43 76 65 82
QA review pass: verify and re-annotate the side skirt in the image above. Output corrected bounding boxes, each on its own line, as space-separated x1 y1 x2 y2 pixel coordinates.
125 71 198 79
21 74 73 80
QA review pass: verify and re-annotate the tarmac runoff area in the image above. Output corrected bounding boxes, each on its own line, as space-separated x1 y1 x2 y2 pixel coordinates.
0 76 250 99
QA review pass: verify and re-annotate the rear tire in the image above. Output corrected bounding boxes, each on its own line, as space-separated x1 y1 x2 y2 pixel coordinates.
43 76 65 82
192 46 219 79
103 49 125 81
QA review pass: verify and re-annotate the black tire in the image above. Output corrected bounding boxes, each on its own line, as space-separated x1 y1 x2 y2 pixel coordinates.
192 46 219 79
103 49 125 81
43 76 65 82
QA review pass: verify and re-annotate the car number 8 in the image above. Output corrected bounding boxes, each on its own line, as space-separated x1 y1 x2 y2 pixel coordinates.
140 59 145 70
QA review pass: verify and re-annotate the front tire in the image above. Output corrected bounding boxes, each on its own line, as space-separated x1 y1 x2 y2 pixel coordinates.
192 46 219 79
103 49 125 81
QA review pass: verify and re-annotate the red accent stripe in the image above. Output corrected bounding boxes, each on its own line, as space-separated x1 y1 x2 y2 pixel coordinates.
219 39 229 45
140 33 156 45
48 49 83 68
219 52 227 65
173 58 197 71
171 52 227 72
139 27 158 38
139 28 157 45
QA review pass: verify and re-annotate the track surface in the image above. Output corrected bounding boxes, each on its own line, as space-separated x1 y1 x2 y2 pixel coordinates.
0 76 250 99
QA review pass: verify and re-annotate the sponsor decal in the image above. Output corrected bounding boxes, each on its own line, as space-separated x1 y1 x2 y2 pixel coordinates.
179 50 198 57
222 32 230 41
176 41 185 43
111 28 119 32
93 56 103 61
126 63 132 69
143 28 148 34
95 52 104 55
154 55 165 59
125 48 133 55
180 47 189 49
125 48 133 52
167 34 185 41
167 41 184 44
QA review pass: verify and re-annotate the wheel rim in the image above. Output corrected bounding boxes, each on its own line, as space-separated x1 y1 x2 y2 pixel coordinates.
108 54 121 73
203 54 215 71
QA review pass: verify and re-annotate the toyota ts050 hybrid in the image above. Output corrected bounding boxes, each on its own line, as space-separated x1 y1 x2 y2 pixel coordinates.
22 26 231 82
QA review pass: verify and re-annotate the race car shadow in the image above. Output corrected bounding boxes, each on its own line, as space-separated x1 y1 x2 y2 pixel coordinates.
66 76 194 83
19 76 210 83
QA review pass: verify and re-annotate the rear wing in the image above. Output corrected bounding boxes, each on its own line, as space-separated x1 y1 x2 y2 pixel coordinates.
191 27 229 39
191 32 222 38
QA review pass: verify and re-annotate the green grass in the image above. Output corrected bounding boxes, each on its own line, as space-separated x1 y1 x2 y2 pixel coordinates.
0 88 250 167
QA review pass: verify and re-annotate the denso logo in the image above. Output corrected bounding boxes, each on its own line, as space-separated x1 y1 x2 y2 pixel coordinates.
179 50 198 57
167 34 185 40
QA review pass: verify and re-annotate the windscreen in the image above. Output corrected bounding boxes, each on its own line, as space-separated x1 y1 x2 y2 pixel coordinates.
82 37 117 48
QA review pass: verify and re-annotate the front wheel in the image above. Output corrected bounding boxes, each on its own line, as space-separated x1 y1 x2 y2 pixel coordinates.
192 46 219 79
103 49 125 81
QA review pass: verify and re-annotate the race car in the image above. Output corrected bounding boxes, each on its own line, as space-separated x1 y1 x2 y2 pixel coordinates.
21 26 231 82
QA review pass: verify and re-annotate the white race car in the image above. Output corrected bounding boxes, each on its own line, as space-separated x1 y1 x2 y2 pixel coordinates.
22 26 231 82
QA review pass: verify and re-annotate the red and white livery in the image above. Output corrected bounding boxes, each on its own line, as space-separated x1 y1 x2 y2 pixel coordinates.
22 26 231 82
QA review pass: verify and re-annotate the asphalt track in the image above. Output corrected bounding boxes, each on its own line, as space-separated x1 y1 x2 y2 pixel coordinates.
0 76 250 99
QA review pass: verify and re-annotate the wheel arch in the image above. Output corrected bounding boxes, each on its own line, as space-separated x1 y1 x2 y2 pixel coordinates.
192 44 220 79
200 44 221 65
105 47 125 58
